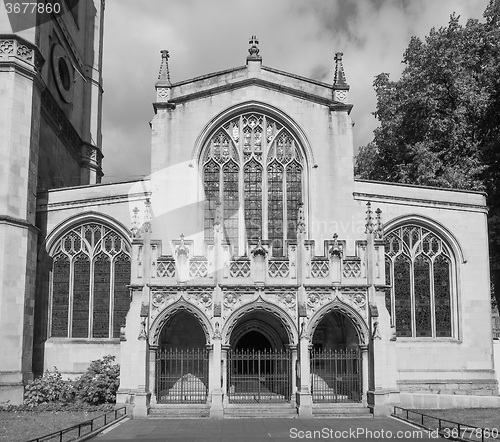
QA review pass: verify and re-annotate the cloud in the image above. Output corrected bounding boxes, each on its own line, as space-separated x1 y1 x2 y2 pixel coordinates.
100 0 490 183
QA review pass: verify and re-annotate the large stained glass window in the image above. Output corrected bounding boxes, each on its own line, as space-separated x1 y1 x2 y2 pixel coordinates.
385 225 454 338
202 112 305 257
50 222 131 339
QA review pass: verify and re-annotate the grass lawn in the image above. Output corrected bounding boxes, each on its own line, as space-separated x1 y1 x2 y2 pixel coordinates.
0 405 118 442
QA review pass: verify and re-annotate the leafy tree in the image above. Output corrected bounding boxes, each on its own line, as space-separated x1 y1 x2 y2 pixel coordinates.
356 0 500 309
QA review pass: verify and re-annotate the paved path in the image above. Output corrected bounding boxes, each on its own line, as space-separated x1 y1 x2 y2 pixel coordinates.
94 417 443 441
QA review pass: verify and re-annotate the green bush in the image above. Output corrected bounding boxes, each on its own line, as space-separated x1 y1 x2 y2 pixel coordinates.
24 368 74 406
24 356 120 407
74 355 120 404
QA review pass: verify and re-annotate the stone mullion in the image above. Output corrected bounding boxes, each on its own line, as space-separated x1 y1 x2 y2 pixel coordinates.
429 255 437 338
282 162 288 255
68 255 75 338
88 256 95 338
109 256 116 339
262 116 268 242
409 257 416 338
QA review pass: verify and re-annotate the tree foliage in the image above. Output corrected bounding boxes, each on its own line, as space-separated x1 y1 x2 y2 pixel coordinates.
355 0 500 309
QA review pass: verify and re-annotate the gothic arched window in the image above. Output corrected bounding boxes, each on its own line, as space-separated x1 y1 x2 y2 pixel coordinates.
384 224 454 338
50 222 131 339
202 112 304 257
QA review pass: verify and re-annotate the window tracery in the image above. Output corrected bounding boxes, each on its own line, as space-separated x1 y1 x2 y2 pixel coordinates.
385 224 454 338
50 222 131 339
202 112 305 257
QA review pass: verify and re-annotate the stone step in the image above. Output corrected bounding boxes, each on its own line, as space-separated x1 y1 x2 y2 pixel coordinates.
149 404 210 419
224 403 298 419
313 403 372 418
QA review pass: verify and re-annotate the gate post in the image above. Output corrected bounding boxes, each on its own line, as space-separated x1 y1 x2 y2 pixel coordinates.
297 324 313 418
360 344 368 406
149 346 158 406
209 335 224 418
222 345 229 405
289 345 298 407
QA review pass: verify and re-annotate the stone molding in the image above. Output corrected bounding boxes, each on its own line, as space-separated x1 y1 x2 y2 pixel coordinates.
0 34 45 72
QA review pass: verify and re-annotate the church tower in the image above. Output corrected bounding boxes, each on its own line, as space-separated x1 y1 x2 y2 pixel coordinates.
0 0 105 403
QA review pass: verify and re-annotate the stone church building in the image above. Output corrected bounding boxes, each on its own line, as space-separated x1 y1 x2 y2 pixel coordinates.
1 1 498 418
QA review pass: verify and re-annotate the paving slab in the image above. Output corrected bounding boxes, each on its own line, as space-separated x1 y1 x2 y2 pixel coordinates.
93 417 444 441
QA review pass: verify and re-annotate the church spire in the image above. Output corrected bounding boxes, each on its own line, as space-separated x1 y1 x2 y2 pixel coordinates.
157 49 171 86
332 52 349 103
333 52 347 87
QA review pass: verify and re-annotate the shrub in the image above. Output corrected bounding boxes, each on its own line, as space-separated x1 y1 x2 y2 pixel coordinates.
24 368 74 406
74 355 120 404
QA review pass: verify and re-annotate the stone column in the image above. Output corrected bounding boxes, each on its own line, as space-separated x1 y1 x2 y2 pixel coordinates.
222 345 229 406
289 345 298 406
209 330 223 418
360 344 369 406
297 322 313 418
148 346 157 406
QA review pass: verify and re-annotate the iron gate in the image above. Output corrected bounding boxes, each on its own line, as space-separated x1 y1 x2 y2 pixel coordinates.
227 349 291 403
155 348 209 404
310 348 362 403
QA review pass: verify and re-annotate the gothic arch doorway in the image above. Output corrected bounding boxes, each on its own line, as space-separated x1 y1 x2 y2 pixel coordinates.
155 311 209 404
226 310 292 403
310 311 363 404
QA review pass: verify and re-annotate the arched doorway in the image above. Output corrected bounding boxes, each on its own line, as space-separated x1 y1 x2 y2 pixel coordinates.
226 310 292 403
310 310 362 403
155 311 209 404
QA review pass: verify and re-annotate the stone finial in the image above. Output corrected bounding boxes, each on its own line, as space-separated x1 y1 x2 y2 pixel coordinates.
329 233 342 258
296 202 306 235
131 206 140 238
365 202 374 234
247 35 262 61
158 49 171 85
176 233 189 258
143 198 152 233
333 52 347 86
375 208 384 239
214 202 223 234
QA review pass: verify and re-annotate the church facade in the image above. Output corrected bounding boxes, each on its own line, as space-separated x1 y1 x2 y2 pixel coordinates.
1 8 498 417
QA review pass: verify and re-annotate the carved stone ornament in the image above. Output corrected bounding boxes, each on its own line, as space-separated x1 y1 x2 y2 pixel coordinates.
138 319 147 340
307 291 324 311
176 233 189 258
329 233 342 258
213 322 221 340
251 238 267 258
372 321 381 340
223 291 240 309
279 291 296 309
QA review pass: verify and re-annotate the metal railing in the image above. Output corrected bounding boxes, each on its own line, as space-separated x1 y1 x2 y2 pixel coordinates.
393 406 499 442
156 348 209 404
227 349 291 403
310 348 362 403
27 406 127 442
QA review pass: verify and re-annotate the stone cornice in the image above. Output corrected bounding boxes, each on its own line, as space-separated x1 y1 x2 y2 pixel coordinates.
353 191 487 213
0 215 39 234
36 191 150 213
154 78 352 113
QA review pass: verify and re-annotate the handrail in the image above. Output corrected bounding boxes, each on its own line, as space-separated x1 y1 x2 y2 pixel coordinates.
26 406 127 442
393 406 498 442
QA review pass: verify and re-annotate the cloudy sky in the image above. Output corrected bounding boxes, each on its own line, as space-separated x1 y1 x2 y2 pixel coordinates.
100 0 489 184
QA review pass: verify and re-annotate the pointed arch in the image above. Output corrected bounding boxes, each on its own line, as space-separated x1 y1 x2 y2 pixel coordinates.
384 215 460 338
307 300 369 346
149 297 214 347
222 300 298 346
